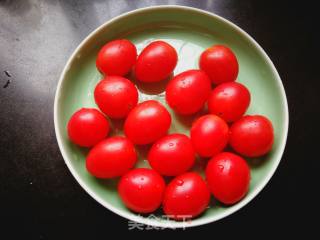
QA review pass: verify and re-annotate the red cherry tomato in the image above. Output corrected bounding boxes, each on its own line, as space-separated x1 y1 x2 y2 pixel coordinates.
229 115 274 157
190 114 229 157
67 108 109 147
166 70 211 115
163 172 210 220
86 136 137 178
124 100 171 145
148 134 195 176
199 45 239 84
208 82 251 122
135 41 178 82
118 168 165 213
206 152 250 205
96 39 137 76
94 76 138 119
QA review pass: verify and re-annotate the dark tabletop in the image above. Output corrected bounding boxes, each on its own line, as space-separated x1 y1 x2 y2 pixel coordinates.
0 0 318 238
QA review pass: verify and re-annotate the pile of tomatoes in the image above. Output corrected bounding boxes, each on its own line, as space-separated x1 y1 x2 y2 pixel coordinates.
67 39 274 220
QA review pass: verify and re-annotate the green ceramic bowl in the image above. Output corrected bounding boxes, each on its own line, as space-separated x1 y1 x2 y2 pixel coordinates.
54 6 288 228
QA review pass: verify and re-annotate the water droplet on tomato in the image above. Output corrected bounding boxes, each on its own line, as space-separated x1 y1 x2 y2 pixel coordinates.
177 180 184 186
218 164 224 171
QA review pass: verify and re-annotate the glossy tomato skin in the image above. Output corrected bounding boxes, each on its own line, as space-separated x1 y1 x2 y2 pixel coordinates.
135 41 178 82
206 152 250 205
208 82 251 122
124 100 171 145
166 70 211 115
229 115 274 157
96 39 137 76
86 136 137 178
94 76 138 119
67 108 109 147
163 172 210 220
199 45 239 84
148 134 195 176
190 114 229 157
118 168 166 213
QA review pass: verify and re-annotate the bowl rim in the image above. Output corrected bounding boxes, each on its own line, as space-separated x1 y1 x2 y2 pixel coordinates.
54 5 289 228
